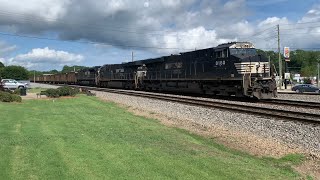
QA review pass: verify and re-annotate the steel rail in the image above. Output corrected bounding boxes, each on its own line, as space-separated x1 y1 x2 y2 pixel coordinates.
70 85 320 124
278 91 320 95
261 99 320 109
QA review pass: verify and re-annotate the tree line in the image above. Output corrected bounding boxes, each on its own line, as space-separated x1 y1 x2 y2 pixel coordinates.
28 65 88 80
0 62 29 80
257 49 320 77
0 64 88 80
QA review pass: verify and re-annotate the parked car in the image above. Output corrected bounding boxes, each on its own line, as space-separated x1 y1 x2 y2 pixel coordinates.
1 79 27 89
291 84 320 93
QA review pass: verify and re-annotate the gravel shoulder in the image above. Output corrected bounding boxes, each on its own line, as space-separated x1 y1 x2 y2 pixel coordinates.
277 94 320 102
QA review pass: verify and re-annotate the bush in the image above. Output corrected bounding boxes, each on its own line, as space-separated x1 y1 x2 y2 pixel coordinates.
44 86 79 98
45 89 60 98
57 86 79 97
13 88 20 95
0 91 12 102
0 91 22 102
11 94 22 102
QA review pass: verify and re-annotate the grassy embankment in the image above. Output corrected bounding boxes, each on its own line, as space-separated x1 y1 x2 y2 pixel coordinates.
0 96 304 179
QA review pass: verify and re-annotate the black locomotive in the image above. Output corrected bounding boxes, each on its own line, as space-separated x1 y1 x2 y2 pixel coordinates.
77 66 100 86
35 42 277 99
97 42 277 99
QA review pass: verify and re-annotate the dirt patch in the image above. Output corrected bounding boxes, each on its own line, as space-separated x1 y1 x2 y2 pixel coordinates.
294 156 320 180
21 93 47 100
21 93 77 100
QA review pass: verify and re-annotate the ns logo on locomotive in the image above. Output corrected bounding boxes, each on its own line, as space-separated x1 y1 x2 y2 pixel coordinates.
35 42 277 99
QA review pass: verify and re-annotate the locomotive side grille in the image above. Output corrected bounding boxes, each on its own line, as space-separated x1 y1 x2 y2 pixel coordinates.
234 62 270 74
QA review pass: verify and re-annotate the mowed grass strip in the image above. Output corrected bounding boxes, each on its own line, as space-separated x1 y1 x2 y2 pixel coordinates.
0 96 302 179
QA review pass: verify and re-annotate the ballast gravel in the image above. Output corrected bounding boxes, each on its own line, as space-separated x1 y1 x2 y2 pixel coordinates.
93 90 320 157
277 93 320 102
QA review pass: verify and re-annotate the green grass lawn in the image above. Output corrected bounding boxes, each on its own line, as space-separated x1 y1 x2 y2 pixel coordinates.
0 96 303 179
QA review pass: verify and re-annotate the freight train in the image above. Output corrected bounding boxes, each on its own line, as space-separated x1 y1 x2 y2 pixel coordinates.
34 42 277 99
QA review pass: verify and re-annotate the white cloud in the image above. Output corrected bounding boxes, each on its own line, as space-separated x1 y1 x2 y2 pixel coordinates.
0 41 17 55
300 5 320 23
0 58 5 64
0 0 241 52
0 0 319 66
258 17 289 27
7 47 84 70
160 0 182 7
248 0 289 7
153 26 234 53
0 0 69 20
224 0 245 10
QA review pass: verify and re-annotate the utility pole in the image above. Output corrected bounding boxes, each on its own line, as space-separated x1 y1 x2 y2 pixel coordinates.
318 59 320 88
268 56 271 77
277 24 282 89
132 51 134 62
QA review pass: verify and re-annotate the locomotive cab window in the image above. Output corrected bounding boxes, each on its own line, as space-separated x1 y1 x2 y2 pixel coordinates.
230 48 257 56
216 49 228 58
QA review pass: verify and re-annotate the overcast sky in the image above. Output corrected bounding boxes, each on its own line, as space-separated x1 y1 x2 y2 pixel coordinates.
0 0 320 70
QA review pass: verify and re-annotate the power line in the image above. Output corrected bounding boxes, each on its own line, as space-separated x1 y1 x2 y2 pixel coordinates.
2 28 320 53
281 25 320 30
0 12 279 49
280 21 320 26
280 31 320 35
4 10 320 51
0 10 279 40
0 31 194 50
0 28 280 51
0 11 185 38
0 10 222 38
0 10 175 35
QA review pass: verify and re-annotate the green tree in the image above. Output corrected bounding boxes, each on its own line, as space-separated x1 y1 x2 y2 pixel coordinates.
0 61 4 68
28 69 60 80
61 65 87 73
46 69 59 74
28 70 44 79
258 49 320 77
0 66 29 80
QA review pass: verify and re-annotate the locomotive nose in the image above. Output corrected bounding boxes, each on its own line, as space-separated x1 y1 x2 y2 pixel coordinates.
240 55 267 62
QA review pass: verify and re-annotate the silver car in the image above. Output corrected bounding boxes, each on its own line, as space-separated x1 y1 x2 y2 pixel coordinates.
1 79 27 89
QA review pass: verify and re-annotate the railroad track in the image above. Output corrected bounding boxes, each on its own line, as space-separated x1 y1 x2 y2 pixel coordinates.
70 85 320 124
278 91 320 95
261 99 320 109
